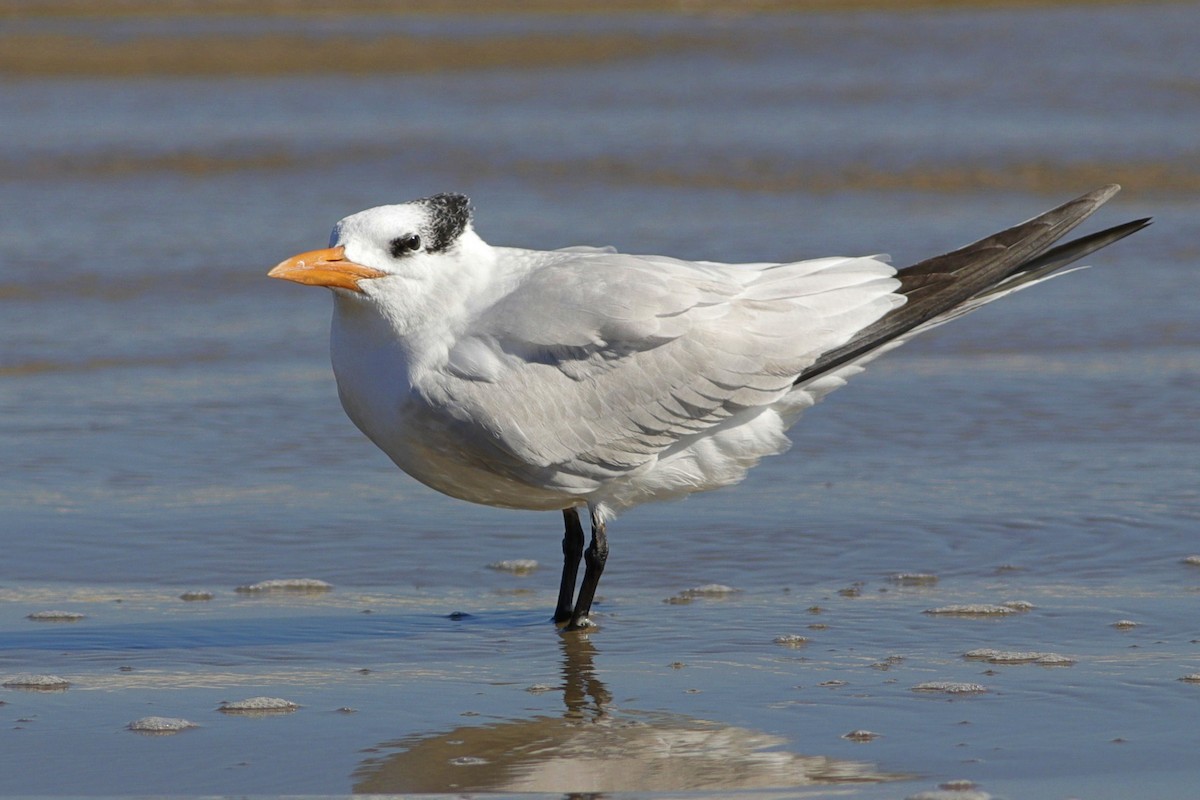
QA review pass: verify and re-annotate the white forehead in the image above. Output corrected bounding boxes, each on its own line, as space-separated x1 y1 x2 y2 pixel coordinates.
329 203 428 248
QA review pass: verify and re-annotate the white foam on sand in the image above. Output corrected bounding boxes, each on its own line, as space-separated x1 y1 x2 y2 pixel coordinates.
907 790 992 800
963 649 1075 665
3 673 71 690
890 573 939 586
219 696 300 713
773 634 808 648
235 578 333 593
911 682 988 695
487 559 539 575
665 584 742 604
128 716 197 734
924 604 1025 617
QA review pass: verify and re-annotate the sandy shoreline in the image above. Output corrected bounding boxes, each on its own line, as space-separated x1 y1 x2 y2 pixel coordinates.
0 0 1159 19
0 1 1170 77
0 31 721 78
4 140 1197 196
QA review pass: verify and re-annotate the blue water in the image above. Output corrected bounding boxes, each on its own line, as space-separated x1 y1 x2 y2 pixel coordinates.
1 4 1198 797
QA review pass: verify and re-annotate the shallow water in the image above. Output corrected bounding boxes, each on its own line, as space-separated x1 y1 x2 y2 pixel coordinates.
1 4 1198 798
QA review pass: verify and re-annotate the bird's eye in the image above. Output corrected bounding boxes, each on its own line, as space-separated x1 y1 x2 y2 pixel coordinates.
389 234 421 258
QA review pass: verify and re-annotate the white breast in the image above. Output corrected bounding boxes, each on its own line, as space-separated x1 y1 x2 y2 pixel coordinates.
330 296 581 510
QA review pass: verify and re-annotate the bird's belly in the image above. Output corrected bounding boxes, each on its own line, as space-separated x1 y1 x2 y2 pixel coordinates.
341 389 578 511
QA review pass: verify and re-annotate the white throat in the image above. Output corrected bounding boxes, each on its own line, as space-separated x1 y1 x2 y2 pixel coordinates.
335 228 498 379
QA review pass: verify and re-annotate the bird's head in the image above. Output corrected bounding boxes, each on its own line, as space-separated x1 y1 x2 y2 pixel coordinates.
268 193 477 298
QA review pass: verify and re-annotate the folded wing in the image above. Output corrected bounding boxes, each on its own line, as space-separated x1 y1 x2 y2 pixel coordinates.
421 250 902 489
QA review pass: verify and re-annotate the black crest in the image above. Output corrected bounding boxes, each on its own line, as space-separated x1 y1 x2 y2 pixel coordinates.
419 193 472 253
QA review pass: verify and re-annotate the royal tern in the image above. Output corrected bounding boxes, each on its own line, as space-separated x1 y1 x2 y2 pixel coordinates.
270 186 1147 629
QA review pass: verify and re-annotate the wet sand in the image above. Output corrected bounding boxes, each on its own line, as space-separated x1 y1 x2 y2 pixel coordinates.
4 142 1199 197
0 0 1180 78
4 568 1199 795
0 0 1160 19
0 31 718 78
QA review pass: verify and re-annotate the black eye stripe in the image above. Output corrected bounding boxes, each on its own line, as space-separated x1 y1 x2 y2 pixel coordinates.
389 234 421 258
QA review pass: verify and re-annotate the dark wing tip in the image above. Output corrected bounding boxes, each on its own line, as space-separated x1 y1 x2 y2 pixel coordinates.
793 186 1148 387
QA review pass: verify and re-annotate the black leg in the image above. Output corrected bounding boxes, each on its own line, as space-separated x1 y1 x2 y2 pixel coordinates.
567 513 607 630
554 507 585 625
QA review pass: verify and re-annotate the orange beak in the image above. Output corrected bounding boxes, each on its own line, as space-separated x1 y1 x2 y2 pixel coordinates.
267 246 386 293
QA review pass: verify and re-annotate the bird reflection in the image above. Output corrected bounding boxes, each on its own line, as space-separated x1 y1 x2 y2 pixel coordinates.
352 633 903 794
559 630 612 722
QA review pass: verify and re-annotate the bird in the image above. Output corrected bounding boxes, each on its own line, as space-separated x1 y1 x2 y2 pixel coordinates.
269 185 1148 630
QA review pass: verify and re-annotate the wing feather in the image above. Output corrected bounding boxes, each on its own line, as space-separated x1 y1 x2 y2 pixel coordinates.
420 251 900 485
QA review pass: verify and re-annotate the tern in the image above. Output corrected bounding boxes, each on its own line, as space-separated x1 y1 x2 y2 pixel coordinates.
270 185 1147 629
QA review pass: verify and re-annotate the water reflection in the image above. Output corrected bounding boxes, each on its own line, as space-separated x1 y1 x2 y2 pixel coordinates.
352 634 903 794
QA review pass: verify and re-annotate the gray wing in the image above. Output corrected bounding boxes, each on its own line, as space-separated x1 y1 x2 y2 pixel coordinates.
417 250 901 489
